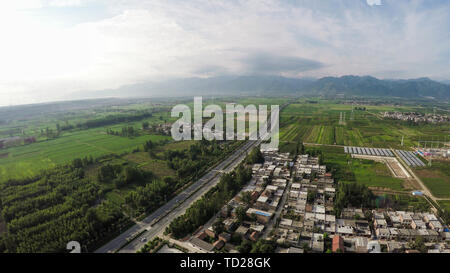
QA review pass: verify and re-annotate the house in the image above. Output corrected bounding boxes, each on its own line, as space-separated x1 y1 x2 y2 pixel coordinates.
287 247 304 253
374 218 387 229
336 219 355 236
373 211 385 220
255 196 269 210
235 225 249 237
367 240 381 253
332 235 345 253
411 219 427 230
213 239 225 250
246 208 272 224
250 224 265 233
249 231 260 242
387 242 404 253
205 227 216 238
389 215 402 227
312 233 324 253
303 220 314 231
223 218 238 232
389 228 399 240
291 183 301 191
219 233 231 243
279 218 293 229
396 229 413 241
423 213 438 223
375 228 390 240
429 220 444 232
196 231 207 240
399 212 413 224
354 237 368 253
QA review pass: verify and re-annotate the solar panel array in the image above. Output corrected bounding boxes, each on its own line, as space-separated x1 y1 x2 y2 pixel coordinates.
344 146 394 157
395 150 426 167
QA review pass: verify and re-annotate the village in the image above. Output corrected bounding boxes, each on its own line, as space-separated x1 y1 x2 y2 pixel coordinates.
181 148 450 253
382 111 449 124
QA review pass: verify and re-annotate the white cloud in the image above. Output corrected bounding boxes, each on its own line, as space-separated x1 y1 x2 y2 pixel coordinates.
0 0 450 105
367 0 382 6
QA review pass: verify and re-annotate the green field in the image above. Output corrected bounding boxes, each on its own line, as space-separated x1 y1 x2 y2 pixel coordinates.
415 161 450 198
279 100 450 149
303 145 406 191
438 200 450 212
0 127 170 181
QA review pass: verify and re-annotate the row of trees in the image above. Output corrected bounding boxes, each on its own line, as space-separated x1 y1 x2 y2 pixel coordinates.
0 162 130 253
166 140 229 179
334 182 375 217
246 147 264 164
77 111 152 130
106 126 138 137
97 164 154 189
124 177 176 216
165 164 252 239
237 239 277 253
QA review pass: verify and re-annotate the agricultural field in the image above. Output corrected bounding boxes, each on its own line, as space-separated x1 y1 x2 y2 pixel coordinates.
438 200 450 213
303 145 406 191
0 124 171 182
279 99 450 149
0 96 288 183
415 160 450 199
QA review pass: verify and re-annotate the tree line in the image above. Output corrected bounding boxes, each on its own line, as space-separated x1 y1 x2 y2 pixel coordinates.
165 163 252 239
0 161 131 253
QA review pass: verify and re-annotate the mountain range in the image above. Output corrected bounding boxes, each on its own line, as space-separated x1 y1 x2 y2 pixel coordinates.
82 75 450 100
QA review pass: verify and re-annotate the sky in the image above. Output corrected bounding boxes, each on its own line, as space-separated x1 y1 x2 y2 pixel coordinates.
1 0 450 106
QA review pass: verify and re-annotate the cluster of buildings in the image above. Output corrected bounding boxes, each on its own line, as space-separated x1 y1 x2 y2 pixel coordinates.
417 148 450 159
187 149 450 253
382 112 449 124
371 210 450 253
148 122 172 135
0 136 36 149
189 149 293 253
271 154 341 253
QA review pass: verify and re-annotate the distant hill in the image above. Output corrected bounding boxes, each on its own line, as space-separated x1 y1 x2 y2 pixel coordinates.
88 75 315 98
83 75 450 100
308 76 450 99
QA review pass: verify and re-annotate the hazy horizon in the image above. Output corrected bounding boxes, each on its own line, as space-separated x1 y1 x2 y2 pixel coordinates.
1 0 450 106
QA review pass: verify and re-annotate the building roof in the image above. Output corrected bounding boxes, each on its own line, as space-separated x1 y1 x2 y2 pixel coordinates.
235 225 249 235
287 247 304 253
213 239 225 250
257 196 268 203
247 208 272 217
332 235 344 252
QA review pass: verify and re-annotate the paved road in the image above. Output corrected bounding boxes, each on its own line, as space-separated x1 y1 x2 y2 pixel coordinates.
95 102 286 253
95 140 258 253
117 140 260 253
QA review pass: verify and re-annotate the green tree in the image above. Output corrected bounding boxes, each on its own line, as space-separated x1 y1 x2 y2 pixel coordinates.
240 191 253 206
212 219 225 235
235 206 247 223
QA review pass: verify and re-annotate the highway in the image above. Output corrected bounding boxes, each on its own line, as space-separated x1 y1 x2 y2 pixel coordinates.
95 103 285 253
95 139 259 253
